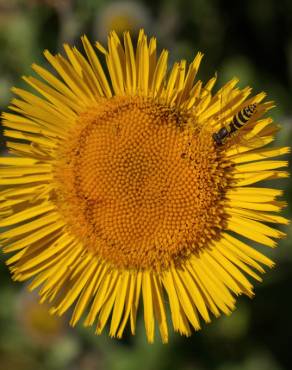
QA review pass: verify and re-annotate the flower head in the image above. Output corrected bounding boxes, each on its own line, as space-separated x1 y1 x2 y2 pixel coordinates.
16 288 65 346
0 30 289 343
95 1 151 41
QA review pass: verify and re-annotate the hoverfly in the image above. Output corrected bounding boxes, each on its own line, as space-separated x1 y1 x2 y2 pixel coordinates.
213 103 257 146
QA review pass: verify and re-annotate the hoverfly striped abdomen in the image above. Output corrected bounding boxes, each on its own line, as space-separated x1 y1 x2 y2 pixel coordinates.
213 103 257 146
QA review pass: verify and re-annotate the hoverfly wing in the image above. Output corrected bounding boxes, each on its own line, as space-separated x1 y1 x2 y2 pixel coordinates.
213 96 270 154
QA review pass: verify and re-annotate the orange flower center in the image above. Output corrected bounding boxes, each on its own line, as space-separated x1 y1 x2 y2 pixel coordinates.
54 96 229 270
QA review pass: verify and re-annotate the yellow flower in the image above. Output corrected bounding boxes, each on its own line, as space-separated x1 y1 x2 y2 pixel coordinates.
0 30 289 343
16 288 65 346
95 1 151 41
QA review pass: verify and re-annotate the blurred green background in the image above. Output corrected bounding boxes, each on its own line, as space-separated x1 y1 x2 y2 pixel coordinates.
0 0 292 369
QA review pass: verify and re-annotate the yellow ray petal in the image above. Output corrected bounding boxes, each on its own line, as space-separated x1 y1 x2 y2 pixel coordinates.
223 233 275 268
235 160 288 173
201 251 243 294
0 172 52 185
150 50 168 98
55 259 99 315
148 36 157 89
0 203 55 227
32 62 82 103
151 275 168 343
162 270 191 336
230 214 285 239
227 199 285 213
3 220 64 254
220 235 265 273
142 271 155 342
0 164 51 177
29 242 82 291
171 268 201 330
192 258 236 314
117 272 136 338
0 157 38 166
130 271 142 335
218 239 263 280
230 147 290 164
44 50 91 104
233 170 289 186
177 52 203 106
85 270 119 326
185 261 221 317
229 207 288 225
23 75 80 117
209 248 254 297
82 35 112 97
178 266 210 323
110 272 130 337
124 31 137 94
70 264 102 326
95 282 118 335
